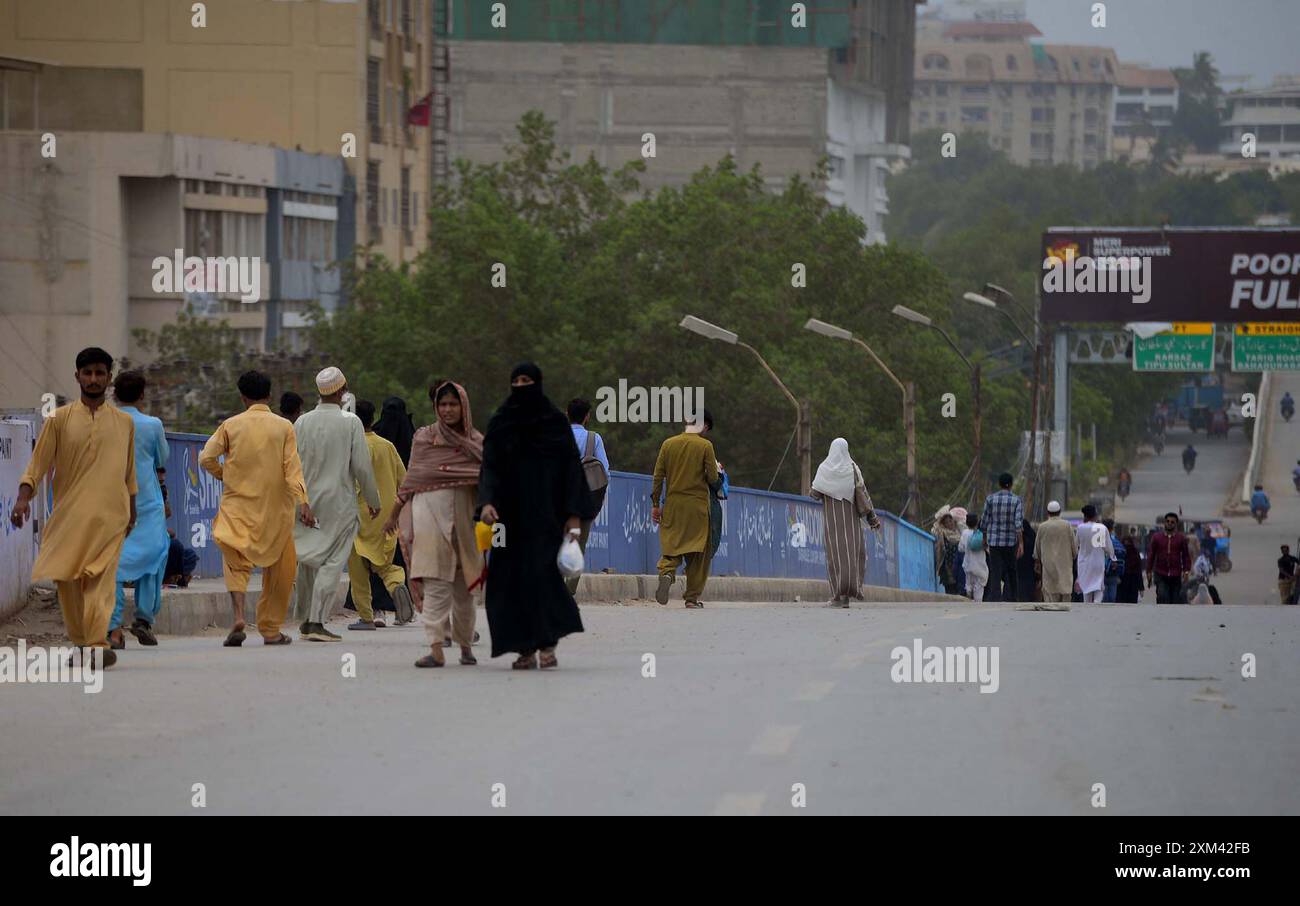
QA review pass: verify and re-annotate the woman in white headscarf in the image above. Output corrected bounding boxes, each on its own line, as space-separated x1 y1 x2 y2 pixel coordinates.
809 438 882 607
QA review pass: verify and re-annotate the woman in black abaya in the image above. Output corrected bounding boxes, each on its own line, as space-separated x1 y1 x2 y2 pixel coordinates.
477 363 596 669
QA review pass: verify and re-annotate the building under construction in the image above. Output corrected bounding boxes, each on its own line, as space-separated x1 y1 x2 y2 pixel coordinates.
430 0 923 242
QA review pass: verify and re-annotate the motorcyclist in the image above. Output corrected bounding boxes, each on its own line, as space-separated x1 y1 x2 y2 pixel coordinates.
1282 392 1295 417
1251 484 1271 521
1117 466 1132 498
1182 444 1197 473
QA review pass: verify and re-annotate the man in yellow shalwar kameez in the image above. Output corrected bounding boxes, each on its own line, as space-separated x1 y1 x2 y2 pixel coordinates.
200 371 312 646
346 400 413 629
651 409 719 608
11 348 137 669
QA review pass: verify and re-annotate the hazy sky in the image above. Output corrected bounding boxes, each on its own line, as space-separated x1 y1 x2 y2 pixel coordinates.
944 0 1300 88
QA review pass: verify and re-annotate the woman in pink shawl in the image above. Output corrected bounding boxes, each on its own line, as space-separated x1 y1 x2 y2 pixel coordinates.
383 381 485 668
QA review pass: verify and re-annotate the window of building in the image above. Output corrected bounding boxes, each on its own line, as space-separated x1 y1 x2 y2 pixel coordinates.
1089 57 1101 73
1002 111 1013 130
917 111 930 126
923 54 950 71
1086 85 1098 99
961 107 989 124
1031 132 1055 150
936 111 948 125
962 84 989 98
401 167 411 227
1031 107 1055 123
1149 87 1175 96
1084 133 1098 149
1006 55 1018 71
367 59 381 142
183 209 264 260
401 0 412 43
368 0 381 38
1084 108 1099 127
366 161 380 226
914 83 930 98
1258 125 1283 142
935 83 948 97
283 216 336 262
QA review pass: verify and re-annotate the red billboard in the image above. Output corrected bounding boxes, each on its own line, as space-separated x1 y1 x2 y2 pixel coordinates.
1039 227 1300 323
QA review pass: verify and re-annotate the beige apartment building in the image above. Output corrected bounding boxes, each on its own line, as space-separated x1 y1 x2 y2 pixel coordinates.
0 0 429 263
910 20 1118 168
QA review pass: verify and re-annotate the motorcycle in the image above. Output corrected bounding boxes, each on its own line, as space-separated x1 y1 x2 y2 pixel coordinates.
1117 480 1131 500
1284 405 1295 423
1293 474 1300 494
1254 507 1269 524
1183 457 1195 475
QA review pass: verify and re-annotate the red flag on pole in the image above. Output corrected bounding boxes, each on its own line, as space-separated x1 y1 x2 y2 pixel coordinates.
407 92 432 127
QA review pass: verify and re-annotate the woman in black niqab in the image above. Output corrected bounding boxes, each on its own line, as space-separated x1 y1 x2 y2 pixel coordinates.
477 363 596 669
373 396 416 467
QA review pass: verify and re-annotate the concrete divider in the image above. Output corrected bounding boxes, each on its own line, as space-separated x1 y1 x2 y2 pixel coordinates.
143 575 967 636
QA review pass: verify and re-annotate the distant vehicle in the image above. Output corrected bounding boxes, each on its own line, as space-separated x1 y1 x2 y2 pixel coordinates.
1188 406 1211 433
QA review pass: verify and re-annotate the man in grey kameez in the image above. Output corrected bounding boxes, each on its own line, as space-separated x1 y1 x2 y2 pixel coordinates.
1022 500 1076 612
292 367 381 641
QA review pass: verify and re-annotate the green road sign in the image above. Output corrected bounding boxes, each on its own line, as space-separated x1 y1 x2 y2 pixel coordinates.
1132 323 1215 372
1232 323 1300 371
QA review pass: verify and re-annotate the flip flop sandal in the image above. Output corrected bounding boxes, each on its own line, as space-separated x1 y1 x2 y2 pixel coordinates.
373 619 386 628
414 654 444 668
684 601 704 609
460 652 478 666
223 629 246 647
263 633 293 645
129 621 158 646
539 651 558 669
512 653 538 670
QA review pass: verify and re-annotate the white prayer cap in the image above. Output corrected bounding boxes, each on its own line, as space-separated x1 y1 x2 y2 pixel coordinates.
316 366 346 396
1046 500 1062 513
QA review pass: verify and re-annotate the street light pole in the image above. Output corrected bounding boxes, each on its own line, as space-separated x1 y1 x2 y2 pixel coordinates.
804 318 919 521
964 288 1041 515
891 305 982 507
680 316 811 495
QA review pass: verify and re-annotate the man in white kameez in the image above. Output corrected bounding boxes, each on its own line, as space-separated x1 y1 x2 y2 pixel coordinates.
1074 503 1114 604
292 367 381 641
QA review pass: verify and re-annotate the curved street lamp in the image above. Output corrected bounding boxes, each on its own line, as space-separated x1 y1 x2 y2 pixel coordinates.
679 315 812 494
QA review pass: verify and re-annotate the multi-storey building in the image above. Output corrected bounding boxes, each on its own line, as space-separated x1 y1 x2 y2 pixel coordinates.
0 0 430 379
440 0 923 243
1220 76 1300 161
1111 63 1178 161
910 20 1118 168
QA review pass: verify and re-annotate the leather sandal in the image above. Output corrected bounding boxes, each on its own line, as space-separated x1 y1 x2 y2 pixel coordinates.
512 651 538 670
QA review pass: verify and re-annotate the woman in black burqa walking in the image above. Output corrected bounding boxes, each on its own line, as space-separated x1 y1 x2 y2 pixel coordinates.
477 363 597 669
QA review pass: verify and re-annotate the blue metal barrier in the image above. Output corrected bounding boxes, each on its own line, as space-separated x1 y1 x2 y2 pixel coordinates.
161 438 939 592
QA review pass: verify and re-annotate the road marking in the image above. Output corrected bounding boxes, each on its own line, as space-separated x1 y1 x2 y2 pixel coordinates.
714 793 766 816
793 681 836 702
749 724 800 756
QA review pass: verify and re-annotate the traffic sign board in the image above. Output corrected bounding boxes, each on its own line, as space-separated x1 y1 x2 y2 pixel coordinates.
1232 323 1300 371
1133 323 1215 371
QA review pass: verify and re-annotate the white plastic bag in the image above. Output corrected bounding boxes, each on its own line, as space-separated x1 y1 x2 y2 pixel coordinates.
557 534 584 579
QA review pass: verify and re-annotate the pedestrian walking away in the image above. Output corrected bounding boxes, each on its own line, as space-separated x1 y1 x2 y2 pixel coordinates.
1116 531 1145 603
933 505 964 597
1017 517 1038 602
9 347 138 669
109 371 170 649
291 367 381 642
979 472 1024 602
1278 545 1299 606
1071 503 1110 603
346 400 413 631
199 370 311 646
651 409 720 608
959 512 989 602
477 363 596 669
373 396 416 468
810 438 882 607
1147 512 1191 604
567 397 610 597
385 381 485 668
1023 500 1075 611
279 391 304 425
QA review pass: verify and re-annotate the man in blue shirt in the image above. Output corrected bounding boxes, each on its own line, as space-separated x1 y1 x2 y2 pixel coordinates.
567 398 610 595
978 472 1024 602
1102 518 1124 603
1250 484 1270 521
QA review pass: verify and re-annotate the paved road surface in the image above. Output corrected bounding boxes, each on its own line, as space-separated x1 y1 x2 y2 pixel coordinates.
3 600 1296 815
1115 373 1300 605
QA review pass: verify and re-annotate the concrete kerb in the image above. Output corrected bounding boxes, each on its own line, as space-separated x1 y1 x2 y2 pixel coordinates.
144 575 966 635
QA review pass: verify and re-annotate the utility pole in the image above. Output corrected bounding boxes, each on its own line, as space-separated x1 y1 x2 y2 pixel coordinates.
971 361 983 506
904 381 919 522
798 399 813 497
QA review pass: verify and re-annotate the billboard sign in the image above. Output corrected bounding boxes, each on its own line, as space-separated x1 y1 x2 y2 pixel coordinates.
1040 228 1300 323
1232 322 1300 371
